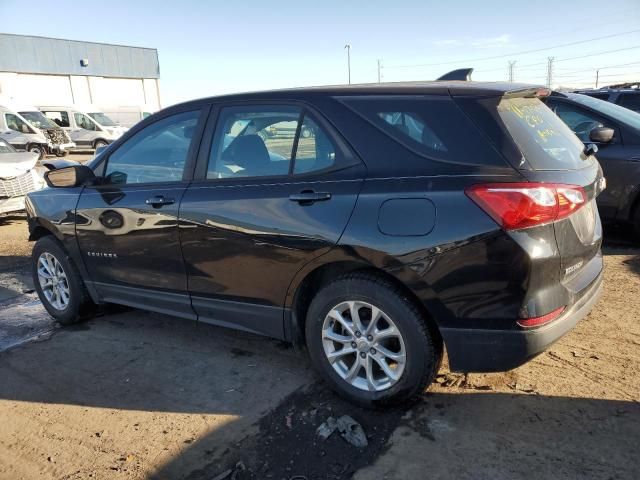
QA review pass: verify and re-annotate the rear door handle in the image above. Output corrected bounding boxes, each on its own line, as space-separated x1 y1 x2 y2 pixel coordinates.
145 195 175 207
289 191 331 204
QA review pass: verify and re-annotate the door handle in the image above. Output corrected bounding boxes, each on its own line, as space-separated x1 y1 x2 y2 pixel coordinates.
145 195 175 207
289 190 332 204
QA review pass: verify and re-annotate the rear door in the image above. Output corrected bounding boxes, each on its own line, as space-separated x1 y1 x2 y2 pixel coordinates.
76 108 206 317
179 103 365 339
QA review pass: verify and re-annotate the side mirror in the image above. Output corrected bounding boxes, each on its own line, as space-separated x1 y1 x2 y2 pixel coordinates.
44 165 96 188
589 127 614 144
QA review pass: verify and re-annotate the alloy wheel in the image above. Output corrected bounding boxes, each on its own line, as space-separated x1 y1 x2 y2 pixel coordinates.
37 252 70 311
322 301 406 392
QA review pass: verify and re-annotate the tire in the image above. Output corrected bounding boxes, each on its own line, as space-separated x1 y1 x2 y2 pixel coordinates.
27 144 45 160
55 151 69 158
32 236 95 325
94 139 108 150
305 272 441 407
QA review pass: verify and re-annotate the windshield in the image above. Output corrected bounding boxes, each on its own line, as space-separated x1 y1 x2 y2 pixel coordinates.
496 97 589 170
88 112 117 127
19 111 58 129
0 139 16 153
565 93 640 130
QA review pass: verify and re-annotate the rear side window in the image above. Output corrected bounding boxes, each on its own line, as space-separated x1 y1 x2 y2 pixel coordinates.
616 93 640 112
496 97 588 170
339 96 505 166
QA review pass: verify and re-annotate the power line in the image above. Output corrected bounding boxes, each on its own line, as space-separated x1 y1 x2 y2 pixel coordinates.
384 29 640 69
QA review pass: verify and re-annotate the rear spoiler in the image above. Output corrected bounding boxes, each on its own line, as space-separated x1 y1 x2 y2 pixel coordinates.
437 68 473 81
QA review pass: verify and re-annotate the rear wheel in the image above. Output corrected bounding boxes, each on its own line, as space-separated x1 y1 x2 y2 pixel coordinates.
305 272 440 407
32 236 95 325
55 151 69 157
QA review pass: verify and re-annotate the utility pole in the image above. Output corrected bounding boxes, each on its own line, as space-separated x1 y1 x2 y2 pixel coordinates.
344 44 351 84
546 57 555 89
377 59 382 83
595 69 600 88
508 60 516 82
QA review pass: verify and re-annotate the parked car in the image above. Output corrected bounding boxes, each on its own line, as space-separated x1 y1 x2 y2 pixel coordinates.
573 85 640 113
543 92 640 236
39 105 127 151
26 83 604 406
0 139 45 215
0 104 74 160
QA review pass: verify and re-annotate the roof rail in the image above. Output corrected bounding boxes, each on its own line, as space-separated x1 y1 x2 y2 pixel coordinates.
436 68 473 81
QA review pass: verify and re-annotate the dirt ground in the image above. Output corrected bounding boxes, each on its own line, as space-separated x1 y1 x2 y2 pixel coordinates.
0 201 638 479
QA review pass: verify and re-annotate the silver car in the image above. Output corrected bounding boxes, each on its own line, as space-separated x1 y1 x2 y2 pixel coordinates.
0 139 45 215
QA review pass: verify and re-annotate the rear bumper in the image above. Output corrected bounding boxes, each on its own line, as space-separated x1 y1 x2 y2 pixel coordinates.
441 271 604 372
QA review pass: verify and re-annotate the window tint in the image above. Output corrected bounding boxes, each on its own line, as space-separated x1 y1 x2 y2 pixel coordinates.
584 93 609 101
293 115 337 174
208 106 301 179
5 114 33 134
105 110 199 185
340 96 504 166
547 100 614 143
74 113 97 131
44 111 70 128
616 93 640 113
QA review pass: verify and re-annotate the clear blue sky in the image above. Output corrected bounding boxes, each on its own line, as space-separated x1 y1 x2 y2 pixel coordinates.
2 0 639 106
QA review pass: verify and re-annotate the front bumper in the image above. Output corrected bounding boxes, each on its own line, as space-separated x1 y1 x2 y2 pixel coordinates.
441 271 604 372
50 142 76 153
0 195 26 215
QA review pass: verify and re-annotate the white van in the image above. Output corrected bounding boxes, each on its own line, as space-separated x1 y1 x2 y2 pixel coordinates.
0 104 75 159
16 105 76 158
39 105 127 151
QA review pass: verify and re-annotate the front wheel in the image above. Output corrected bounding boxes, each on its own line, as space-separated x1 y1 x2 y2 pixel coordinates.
27 144 45 160
94 139 109 150
32 236 95 325
55 151 69 158
305 273 441 407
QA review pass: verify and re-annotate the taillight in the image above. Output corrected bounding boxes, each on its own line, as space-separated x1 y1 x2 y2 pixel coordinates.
465 183 586 230
517 306 565 328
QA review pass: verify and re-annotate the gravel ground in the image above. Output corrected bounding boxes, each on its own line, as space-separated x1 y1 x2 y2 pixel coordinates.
0 213 638 479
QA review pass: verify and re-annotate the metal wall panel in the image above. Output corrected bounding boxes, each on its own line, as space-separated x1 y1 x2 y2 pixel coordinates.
0 34 159 79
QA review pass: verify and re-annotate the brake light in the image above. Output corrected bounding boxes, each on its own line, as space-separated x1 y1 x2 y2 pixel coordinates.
465 183 586 230
517 306 565 328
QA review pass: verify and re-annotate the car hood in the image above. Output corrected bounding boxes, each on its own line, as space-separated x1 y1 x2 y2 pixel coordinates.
0 152 38 178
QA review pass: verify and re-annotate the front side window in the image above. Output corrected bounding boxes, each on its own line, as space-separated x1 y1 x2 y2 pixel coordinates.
616 93 640 113
44 111 70 128
207 106 339 179
5 114 34 134
74 113 98 131
104 110 199 185
547 100 615 143
88 112 117 127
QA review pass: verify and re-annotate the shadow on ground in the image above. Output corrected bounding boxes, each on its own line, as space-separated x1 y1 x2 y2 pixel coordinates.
0 309 638 479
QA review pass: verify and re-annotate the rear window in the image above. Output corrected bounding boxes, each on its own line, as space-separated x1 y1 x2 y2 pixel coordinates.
495 97 589 170
339 96 507 166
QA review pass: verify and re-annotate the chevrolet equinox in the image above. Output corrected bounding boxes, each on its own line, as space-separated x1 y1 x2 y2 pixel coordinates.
26 82 604 406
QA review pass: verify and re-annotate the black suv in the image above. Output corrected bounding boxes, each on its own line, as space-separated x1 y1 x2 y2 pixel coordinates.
573 85 640 113
26 82 604 406
544 92 640 236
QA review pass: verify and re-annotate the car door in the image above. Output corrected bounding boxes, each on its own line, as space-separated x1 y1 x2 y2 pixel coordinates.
42 110 74 139
179 103 365 339
72 112 100 147
546 98 628 219
75 108 206 318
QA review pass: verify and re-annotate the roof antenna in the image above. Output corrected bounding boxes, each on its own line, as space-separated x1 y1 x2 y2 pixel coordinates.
436 68 473 81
